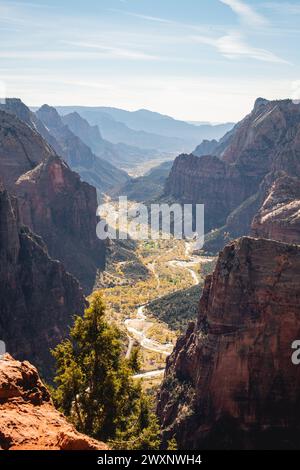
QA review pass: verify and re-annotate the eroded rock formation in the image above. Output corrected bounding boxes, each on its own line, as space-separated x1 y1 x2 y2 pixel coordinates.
157 237 300 449
0 355 108 450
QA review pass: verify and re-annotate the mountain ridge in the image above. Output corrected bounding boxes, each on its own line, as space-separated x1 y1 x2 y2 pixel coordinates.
54 105 234 152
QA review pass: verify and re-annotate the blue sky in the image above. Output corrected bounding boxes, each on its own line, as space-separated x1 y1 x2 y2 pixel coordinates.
0 0 300 121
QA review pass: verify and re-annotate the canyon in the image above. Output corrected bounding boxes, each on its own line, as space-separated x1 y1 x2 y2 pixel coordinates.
1 95 300 450
157 98 300 449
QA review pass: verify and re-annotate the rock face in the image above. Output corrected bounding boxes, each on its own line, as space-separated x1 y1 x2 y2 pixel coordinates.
252 175 300 245
164 99 300 250
36 104 129 193
164 154 253 231
157 237 300 449
0 184 86 377
0 355 108 450
15 155 105 292
0 108 105 292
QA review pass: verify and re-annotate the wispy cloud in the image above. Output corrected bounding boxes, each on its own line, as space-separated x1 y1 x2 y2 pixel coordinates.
220 0 268 27
63 41 161 61
193 31 289 64
0 48 161 61
108 8 214 32
109 8 175 24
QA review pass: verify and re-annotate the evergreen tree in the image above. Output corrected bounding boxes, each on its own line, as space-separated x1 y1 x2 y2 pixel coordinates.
112 395 161 450
128 346 141 374
52 292 161 448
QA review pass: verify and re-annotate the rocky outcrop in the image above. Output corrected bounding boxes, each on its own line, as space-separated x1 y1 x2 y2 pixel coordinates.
0 108 105 292
252 175 300 245
157 237 300 449
15 155 105 292
36 104 129 193
0 184 86 377
0 355 108 450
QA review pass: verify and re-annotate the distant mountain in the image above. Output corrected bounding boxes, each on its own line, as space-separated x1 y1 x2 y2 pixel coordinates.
61 111 163 170
2 99 129 194
35 104 129 194
93 107 234 141
56 106 187 152
55 106 234 152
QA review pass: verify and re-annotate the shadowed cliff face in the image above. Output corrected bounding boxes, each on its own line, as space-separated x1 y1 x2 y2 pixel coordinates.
0 355 108 450
157 237 300 449
0 108 105 292
0 184 86 378
164 99 300 249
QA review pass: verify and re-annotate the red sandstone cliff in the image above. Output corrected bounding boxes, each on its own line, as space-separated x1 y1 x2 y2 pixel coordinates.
15 154 105 292
0 183 86 378
0 355 108 450
0 108 105 292
157 237 300 449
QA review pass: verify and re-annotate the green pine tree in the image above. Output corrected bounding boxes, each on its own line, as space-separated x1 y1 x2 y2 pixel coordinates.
51 292 161 448
128 346 141 374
